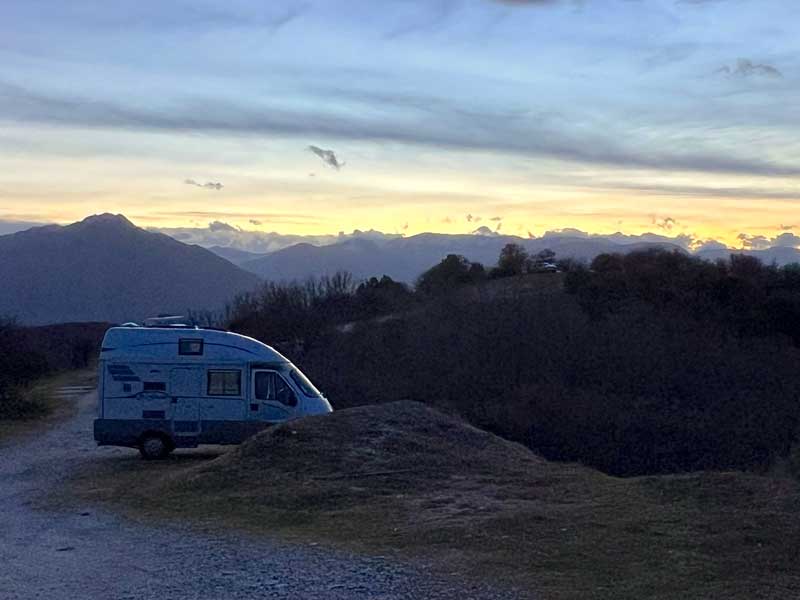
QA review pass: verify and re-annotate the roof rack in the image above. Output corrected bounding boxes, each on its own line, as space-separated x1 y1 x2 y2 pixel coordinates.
143 315 193 328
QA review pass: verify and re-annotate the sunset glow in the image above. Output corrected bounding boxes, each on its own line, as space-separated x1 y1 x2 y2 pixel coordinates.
1 0 798 249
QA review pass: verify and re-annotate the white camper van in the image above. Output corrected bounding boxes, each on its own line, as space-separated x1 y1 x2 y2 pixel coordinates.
93 325 332 459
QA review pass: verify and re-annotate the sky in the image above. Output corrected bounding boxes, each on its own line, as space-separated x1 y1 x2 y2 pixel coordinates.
1 0 799 249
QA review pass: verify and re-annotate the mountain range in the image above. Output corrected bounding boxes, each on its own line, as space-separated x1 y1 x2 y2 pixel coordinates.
2 214 799 325
0 214 260 325
222 233 800 282
233 234 687 282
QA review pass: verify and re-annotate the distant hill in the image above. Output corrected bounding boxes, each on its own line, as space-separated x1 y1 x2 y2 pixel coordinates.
0 214 261 325
240 232 683 282
207 245 269 266
696 245 800 266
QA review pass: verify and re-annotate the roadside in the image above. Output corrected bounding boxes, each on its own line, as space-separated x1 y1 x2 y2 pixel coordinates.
0 369 95 444
1 381 528 599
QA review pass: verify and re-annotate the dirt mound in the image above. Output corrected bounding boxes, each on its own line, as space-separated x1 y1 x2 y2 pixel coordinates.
230 400 544 479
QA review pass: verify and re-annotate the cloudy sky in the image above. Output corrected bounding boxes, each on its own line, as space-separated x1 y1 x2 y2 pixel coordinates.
1 0 798 248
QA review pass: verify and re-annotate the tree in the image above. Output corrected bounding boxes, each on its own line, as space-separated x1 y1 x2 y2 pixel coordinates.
495 243 529 277
416 254 486 295
354 276 413 316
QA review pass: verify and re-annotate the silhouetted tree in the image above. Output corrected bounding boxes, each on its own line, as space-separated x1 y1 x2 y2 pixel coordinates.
354 276 414 317
416 254 486 295
492 243 529 278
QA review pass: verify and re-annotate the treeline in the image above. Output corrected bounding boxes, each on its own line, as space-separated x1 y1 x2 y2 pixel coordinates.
0 320 107 419
227 246 800 477
228 273 416 351
566 250 800 343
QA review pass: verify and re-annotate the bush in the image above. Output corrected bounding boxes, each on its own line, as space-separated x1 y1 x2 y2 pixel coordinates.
295 292 800 476
0 319 106 421
0 386 49 420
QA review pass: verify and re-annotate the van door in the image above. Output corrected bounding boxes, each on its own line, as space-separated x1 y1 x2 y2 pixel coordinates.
250 370 298 423
169 367 202 438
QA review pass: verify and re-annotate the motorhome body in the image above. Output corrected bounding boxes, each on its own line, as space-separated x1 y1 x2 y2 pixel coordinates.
93 326 332 459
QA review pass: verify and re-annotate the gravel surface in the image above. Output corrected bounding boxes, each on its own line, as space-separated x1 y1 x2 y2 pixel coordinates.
0 388 530 599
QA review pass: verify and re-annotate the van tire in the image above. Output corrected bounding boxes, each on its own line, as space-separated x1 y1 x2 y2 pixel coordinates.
139 433 173 460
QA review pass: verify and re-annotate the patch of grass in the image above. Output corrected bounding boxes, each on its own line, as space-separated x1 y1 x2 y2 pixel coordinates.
62 401 800 599
0 369 95 442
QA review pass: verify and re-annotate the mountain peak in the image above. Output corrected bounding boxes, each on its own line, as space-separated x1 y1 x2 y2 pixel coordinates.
78 213 136 228
0 212 259 324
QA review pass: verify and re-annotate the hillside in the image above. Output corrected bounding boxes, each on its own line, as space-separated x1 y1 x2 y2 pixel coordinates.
206 245 268 266
68 401 800 599
241 233 682 282
0 214 260 324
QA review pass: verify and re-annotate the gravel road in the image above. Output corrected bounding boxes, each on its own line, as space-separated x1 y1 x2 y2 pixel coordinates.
0 387 529 600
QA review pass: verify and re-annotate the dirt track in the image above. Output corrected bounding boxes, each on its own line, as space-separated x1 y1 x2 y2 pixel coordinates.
0 387 527 599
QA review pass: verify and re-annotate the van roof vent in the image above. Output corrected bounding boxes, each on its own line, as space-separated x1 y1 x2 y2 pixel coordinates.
143 315 192 328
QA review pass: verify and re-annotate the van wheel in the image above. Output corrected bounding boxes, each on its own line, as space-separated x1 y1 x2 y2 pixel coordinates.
139 434 173 460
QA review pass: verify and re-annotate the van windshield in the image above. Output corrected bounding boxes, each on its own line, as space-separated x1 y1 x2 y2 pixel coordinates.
289 368 322 398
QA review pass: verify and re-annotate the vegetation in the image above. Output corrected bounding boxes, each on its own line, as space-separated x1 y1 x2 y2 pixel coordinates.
226 246 800 477
0 319 106 421
228 272 416 352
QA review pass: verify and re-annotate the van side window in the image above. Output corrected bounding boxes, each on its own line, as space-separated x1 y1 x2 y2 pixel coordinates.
207 370 241 396
254 372 297 407
179 339 204 356
143 381 166 392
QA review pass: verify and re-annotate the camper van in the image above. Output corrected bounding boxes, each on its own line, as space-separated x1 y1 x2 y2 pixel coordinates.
93 325 332 459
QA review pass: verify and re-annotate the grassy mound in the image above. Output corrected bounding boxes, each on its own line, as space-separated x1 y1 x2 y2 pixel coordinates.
69 401 800 599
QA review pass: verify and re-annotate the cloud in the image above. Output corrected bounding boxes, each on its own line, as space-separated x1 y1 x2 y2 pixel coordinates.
780 224 796 231
694 239 729 252
737 233 771 250
771 232 800 248
738 231 800 250
249 219 262 226
717 59 783 79
152 222 401 254
308 145 344 170
653 216 678 231
490 216 503 222
3 81 799 179
208 220 238 233
185 179 224 190
601 181 800 201
491 0 560 5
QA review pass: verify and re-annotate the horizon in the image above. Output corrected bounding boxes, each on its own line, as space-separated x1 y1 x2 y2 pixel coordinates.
1 1 799 249
2 211 798 257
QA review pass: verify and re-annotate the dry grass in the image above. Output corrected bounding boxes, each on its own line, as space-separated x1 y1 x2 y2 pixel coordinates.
0 369 96 442
63 401 800 599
